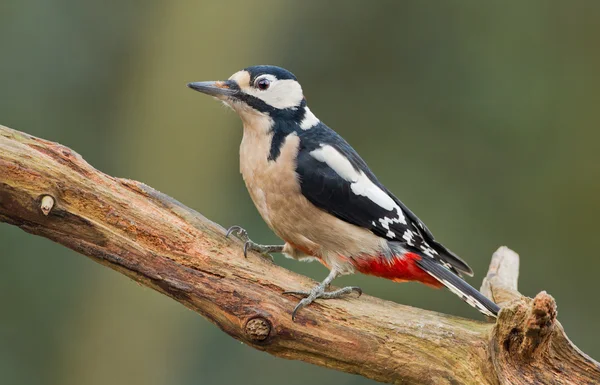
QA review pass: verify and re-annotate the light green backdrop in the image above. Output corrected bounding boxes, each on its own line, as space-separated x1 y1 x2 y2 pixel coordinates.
1 2 599 384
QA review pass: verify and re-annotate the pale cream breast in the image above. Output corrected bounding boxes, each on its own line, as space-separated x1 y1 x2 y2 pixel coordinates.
239 122 385 274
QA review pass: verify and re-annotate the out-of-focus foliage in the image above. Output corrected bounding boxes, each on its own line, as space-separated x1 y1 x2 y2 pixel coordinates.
1 2 599 384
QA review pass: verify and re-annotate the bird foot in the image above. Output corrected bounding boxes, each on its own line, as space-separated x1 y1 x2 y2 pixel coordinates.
225 225 283 261
283 284 362 320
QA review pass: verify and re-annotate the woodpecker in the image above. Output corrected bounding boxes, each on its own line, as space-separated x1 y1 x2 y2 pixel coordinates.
188 65 500 320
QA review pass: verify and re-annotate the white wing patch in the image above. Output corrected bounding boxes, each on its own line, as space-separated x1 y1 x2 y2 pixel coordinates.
402 229 415 245
419 241 438 257
309 144 407 239
377 213 407 239
299 107 320 130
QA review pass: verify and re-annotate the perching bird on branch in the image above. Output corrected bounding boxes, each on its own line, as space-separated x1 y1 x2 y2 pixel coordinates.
188 65 500 320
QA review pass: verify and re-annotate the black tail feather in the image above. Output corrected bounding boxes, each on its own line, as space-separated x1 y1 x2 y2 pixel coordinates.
431 240 474 277
416 257 500 318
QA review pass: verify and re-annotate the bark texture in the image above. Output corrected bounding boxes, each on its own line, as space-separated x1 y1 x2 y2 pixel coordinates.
0 124 598 385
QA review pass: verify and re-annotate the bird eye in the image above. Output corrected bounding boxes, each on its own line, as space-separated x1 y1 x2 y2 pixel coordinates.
255 77 271 90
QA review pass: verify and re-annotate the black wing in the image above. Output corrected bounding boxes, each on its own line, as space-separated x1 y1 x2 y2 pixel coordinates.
295 123 473 276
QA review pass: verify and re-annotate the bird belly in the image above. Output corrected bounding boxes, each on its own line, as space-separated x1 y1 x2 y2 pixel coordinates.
245 169 384 274
240 130 383 274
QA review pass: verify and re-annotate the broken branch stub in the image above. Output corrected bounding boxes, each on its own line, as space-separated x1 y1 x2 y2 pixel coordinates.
39 195 55 216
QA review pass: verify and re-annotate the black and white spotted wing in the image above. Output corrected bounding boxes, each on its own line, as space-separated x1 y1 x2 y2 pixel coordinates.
295 123 473 276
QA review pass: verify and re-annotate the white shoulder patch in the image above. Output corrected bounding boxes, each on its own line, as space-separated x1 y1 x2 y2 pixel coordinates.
310 144 358 182
309 144 407 235
350 173 398 212
299 107 320 130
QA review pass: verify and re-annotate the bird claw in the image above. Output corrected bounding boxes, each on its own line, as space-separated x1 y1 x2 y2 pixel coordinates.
283 285 363 320
225 225 248 241
225 225 280 261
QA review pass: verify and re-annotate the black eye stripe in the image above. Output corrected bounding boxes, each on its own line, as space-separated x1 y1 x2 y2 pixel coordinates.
236 92 306 119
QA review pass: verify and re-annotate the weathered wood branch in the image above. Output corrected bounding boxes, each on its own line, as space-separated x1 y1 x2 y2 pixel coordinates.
0 124 598 385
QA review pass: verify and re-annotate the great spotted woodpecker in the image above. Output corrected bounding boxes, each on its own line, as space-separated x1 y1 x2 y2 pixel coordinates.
188 65 499 320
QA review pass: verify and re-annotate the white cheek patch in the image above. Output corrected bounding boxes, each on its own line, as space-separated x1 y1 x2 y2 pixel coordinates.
299 107 320 130
309 144 408 237
244 79 304 109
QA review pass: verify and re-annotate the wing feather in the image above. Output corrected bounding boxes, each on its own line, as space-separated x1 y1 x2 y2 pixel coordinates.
295 124 473 276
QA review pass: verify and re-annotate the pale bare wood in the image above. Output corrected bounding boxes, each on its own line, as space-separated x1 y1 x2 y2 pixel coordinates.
0 124 598 385
480 246 521 305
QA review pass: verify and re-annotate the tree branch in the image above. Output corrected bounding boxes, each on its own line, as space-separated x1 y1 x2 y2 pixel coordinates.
1 124 598 384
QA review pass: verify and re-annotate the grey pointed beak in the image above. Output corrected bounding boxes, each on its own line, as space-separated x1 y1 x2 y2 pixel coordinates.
187 81 238 97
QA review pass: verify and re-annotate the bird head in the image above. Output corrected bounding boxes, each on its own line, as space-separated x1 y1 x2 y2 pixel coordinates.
188 65 313 125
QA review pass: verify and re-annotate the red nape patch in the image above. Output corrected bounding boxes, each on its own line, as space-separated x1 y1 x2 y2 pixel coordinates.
352 252 443 288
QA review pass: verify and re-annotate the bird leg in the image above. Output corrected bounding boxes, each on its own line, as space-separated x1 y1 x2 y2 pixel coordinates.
225 225 283 260
283 269 362 320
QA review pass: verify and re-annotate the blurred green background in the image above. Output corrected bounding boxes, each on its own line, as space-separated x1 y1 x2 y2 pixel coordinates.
1 2 599 384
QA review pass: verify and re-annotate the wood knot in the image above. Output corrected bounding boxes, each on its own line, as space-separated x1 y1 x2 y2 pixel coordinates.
496 291 557 360
245 317 271 342
40 195 55 216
